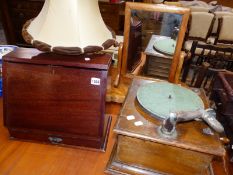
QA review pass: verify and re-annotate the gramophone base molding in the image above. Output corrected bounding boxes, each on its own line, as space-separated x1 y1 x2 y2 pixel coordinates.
3 48 112 151
106 135 216 175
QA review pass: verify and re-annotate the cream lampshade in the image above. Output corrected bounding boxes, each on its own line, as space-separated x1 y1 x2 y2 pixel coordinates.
22 0 117 55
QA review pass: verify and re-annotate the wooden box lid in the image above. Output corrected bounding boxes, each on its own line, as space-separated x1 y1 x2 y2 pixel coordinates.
3 48 112 70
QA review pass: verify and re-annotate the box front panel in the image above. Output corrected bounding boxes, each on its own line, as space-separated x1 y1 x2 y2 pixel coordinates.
4 62 107 138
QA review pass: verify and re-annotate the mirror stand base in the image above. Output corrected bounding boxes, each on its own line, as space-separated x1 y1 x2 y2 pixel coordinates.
106 73 132 103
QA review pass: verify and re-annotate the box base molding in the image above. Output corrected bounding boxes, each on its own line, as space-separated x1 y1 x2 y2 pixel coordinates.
7 115 112 152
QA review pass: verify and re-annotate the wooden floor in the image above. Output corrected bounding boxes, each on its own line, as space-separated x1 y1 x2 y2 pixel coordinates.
0 98 232 175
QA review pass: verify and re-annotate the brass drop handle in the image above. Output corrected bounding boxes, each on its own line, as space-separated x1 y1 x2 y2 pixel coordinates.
48 136 63 144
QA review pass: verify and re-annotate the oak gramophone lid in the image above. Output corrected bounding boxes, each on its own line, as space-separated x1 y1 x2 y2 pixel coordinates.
136 82 204 120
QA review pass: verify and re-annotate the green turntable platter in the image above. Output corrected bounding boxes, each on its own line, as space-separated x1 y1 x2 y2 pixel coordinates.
153 38 176 55
136 82 204 120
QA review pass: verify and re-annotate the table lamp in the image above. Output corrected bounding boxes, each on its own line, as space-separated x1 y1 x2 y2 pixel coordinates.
22 0 117 55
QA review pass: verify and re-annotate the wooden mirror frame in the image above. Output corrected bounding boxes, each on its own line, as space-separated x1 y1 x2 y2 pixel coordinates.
119 2 190 83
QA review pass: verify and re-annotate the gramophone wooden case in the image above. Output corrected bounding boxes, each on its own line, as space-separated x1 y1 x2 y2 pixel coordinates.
3 48 112 151
106 78 225 175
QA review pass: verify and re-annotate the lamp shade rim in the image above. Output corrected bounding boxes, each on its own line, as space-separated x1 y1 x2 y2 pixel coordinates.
22 19 118 55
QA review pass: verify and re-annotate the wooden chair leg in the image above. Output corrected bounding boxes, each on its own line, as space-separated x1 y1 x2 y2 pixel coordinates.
181 53 192 82
194 62 210 88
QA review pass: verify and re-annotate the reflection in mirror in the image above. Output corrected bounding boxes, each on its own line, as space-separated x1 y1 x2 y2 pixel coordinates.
127 10 182 79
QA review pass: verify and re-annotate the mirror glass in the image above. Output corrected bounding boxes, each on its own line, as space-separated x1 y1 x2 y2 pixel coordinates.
127 10 182 79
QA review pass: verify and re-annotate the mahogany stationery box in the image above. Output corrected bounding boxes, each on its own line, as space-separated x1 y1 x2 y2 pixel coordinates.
2 48 112 151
